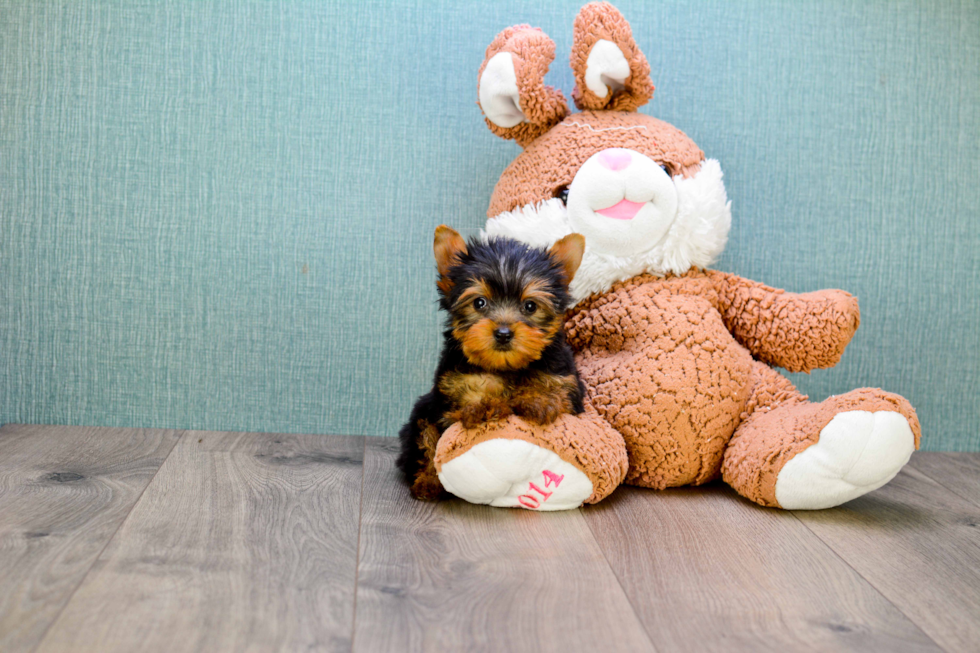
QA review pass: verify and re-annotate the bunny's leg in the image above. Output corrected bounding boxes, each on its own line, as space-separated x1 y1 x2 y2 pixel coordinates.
722 363 920 509
434 406 628 510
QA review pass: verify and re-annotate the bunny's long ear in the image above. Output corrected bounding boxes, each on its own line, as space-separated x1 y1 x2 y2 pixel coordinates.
478 25 569 148
570 2 654 112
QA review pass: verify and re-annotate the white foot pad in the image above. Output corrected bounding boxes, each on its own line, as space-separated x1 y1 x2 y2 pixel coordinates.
438 438 593 511
775 410 915 510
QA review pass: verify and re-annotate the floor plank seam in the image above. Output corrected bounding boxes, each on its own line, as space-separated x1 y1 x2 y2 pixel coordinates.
27 428 186 653
909 462 980 508
787 510 948 653
348 436 368 653
581 502 661 653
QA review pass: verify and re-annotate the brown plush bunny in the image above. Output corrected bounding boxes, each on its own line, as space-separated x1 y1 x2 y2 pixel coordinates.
434 2 920 511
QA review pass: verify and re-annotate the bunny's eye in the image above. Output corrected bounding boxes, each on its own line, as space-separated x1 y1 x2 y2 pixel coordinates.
555 186 570 205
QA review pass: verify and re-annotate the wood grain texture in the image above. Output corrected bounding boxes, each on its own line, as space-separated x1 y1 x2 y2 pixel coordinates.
35 431 365 653
0 424 180 653
6 426 978 653
353 437 655 653
583 483 940 653
908 452 980 507
795 466 980 653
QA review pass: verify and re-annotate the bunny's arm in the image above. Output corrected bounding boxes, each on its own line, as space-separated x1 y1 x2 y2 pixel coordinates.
706 270 860 373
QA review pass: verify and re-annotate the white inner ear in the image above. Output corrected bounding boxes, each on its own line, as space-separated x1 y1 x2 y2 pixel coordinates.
479 52 526 128
585 39 629 98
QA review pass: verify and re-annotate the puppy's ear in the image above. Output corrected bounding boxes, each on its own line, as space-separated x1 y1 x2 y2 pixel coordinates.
548 233 585 284
434 225 468 293
478 25 569 148
570 2 654 112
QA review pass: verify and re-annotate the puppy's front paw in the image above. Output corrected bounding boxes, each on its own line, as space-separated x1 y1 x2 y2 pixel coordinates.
452 400 513 429
512 395 566 426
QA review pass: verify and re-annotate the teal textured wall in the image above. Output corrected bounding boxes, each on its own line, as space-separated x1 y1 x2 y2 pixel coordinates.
1 1 978 449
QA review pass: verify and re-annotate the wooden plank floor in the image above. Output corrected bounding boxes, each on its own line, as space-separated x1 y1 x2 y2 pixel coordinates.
1 425 978 653
0 425 180 653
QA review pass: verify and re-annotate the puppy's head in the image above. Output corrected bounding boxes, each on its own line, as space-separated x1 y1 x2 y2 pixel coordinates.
433 225 584 371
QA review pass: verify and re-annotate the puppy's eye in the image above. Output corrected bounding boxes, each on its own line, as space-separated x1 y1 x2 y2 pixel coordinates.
473 297 487 310
661 164 671 177
555 186 570 205
522 300 537 314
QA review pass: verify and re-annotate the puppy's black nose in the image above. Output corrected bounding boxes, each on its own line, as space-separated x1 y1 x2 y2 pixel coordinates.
493 326 513 344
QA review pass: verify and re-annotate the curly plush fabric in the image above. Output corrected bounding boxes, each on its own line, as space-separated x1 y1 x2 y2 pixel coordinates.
439 1 922 511
707 270 861 373
434 409 628 504
569 271 754 488
570 1 654 111
722 388 922 507
478 26 569 148
567 271 920 504
488 112 704 217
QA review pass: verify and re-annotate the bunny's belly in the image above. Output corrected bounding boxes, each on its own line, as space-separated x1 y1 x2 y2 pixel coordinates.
574 292 755 489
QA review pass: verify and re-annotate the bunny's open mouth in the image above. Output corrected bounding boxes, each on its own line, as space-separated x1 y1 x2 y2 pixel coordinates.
595 198 645 221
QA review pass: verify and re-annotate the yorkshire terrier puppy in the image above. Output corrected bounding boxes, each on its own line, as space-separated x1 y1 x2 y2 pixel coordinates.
397 225 587 500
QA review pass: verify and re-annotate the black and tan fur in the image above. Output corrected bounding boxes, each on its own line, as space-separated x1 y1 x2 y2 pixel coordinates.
397 226 587 499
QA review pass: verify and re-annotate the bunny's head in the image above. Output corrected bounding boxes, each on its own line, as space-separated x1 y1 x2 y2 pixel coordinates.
480 2 731 304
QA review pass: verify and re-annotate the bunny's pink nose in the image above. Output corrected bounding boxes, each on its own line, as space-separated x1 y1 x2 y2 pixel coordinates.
597 149 631 171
